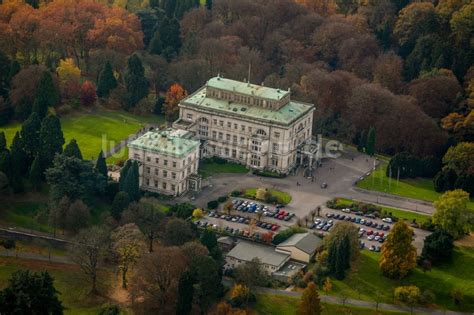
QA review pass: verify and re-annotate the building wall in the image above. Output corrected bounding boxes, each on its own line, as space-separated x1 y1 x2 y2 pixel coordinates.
225 255 289 274
128 146 200 196
178 105 313 174
275 247 312 263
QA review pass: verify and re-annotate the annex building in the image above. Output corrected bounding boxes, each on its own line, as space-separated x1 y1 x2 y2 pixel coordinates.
174 76 315 175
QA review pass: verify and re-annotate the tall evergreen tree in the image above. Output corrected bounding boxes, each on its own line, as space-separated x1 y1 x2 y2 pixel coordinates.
39 114 64 171
63 139 83 160
32 71 60 119
119 160 132 191
95 150 108 179
357 130 366 152
0 131 6 152
176 271 194 315
205 0 212 10
29 155 42 191
123 161 140 201
124 55 149 109
366 127 376 156
164 0 176 17
10 131 28 177
0 150 11 180
20 112 41 161
96 61 117 98
0 50 10 99
8 60 20 83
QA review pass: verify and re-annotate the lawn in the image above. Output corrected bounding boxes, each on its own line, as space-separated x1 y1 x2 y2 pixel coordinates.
0 201 52 233
357 163 474 210
244 188 292 205
0 110 163 164
0 256 116 314
198 159 249 178
254 293 408 315
334 197 431 224
329 248 474 312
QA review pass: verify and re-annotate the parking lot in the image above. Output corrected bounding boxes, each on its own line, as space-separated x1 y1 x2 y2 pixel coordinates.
317 206 430 252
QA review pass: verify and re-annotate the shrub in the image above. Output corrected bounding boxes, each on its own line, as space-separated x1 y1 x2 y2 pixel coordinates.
297 279 307 288
192 208 203 219
169 203 196 218
0 239 15 249
272 229 295 245
207 200 219 209
420 289 435 305
217 195 228 203
231 190 242 197
211 156 227 164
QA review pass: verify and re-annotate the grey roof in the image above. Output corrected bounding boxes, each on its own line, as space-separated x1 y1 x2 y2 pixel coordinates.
227 241 289 267
218 236 235 245
276 233 323 255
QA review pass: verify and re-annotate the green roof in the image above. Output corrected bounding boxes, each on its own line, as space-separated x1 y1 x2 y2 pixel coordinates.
181 86 314 126
208 76 290 101
128 129 199 158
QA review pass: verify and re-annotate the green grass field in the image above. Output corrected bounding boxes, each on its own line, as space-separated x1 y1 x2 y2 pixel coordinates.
244 188 292 205
0 110 163 164
0 201 52 233
254 293 408 314
335 198 431 224
0 256 116 314
198 159 249 178
330 248 474 312
357 164 474 210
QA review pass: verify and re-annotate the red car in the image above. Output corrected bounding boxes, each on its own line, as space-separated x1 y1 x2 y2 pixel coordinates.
271 225 279 231
277 215 284 220
367 230 374 235
279 210 286 216
379 232 385 238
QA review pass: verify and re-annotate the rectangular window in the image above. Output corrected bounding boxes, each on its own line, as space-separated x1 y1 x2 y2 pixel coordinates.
272 143 279 152
162 182 167 189
227 122 231 128
163 170 168 177
226 134 231 141
186 113 193 120
233 135 237 144
213 119 217 125
133 153 140 159
248 127 252 133
146 178 150 186
212 131 217 139
219 120 224 127
172 161 177 168
155 158 159 163
218 132 223 140
232 149 237 158
241 125 245 131
171 184 176 191
146 167 150 174
274 132 280 139
225 148 229 156
154 180 158 187
155 168 158 175
234 123 238 129
164 160 168 166
172 172 176 179
146 156 150 162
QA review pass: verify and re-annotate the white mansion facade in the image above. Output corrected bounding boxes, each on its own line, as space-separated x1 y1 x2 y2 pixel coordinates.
174 76 315 175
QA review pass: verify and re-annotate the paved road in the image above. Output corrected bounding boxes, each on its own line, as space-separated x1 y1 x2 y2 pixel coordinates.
179 147 434 218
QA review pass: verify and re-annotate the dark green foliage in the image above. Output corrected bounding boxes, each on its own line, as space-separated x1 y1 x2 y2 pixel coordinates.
122 160 140 201
95 150 108 179
124 55 149 109
20 112 41 161
154 95 165 115
29 155 42 191
119 160 131 191
455 174 474 197
421 230 454 265
136 9 164 48
207 200 218 209
26 0 39 8
14 97 32 121
272 229 296 245
0 50 10 99
63 139 83 160
327 236 351 280
8 60 20 83
131 202 165 252
150 17 181 60
97 61 117 98
111 191 130 221
357 130 366 152
164 0 176 17
105 181 119 202
10 131 28 176
99 305 121 315
0 97 13 126
0 132 6 152
188 255 222 313
433 167 457 193
200 228 218 252
39 114 64 171
0 150 11 180
366 127 375 156
176 271 194 315
404 35 449 81
0 270 64 314
217 195 228 203
45 154 105 203
32 71 59 119
387 153 441 179
205 0 212 10
169 202 195 219
164 218 194 246
0 239 15 249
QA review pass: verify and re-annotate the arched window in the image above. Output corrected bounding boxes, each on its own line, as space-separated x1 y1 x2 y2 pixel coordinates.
198 117 209 124
256 129 267 136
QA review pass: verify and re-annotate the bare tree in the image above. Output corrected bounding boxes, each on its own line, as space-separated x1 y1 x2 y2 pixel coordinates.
68 226 110 294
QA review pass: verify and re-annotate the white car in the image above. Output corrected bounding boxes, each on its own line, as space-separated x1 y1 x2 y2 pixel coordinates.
342 208 351 213
367 235 375 241
382 217 393 223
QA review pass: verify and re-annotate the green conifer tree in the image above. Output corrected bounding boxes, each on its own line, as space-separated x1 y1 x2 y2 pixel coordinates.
96 61 117 98
0 150 11 179
10 131 28 176
205 0 212 10
366 127 376 156
32 71 59 119
0 131 6 152
95 150 108 179
124 55 149 109
357 130 366 152
20 112 41 161
119 160 132 191
123 161 140 201
29 155 42 191
39 114 64 171
63 139 83 160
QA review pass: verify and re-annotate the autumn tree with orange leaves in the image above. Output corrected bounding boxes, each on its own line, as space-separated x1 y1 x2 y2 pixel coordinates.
164 83 187 122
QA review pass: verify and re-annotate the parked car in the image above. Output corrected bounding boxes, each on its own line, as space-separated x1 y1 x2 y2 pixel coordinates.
326 213 334 218
342 208 351 213
382 217 393 223
320 182 328 189
367 235 375 241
